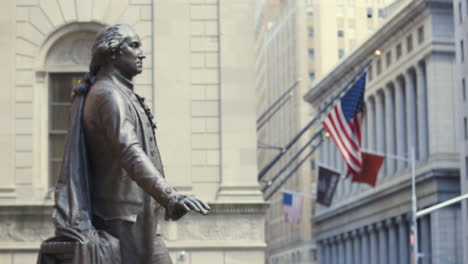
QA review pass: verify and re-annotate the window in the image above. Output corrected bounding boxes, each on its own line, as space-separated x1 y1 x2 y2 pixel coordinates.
377 58 382 75
461 40 465 62
368 65 373 81
338 29 344 38
338 49 345 59
463 78 466 101
464 117 467 140
460 2 463 24
367 8 373 18
308 27 314 39
306 7 314 16
386 51 392 67
309 71 316 81
407 34 413 52
418 26 424 44
378 8 385 18
308 48 315 60
396 43 402 59
49 73 83 186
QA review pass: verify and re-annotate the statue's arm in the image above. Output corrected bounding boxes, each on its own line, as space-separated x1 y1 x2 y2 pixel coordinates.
95 90 183 215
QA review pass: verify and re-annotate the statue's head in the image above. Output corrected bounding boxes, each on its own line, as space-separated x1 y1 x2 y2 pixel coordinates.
89 24 145 79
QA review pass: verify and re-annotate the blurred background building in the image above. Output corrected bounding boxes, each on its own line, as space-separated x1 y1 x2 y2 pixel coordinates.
255 0 397 263
454 0 468 262
305 0 462 263
0 0 267 263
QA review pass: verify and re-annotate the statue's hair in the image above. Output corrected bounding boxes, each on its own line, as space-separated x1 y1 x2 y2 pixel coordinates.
73 24 135 97
89 24 135 74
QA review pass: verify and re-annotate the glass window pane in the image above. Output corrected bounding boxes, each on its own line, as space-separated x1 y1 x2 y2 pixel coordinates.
50 105 70 131
50 161 62 187
50 134 66 160
50 76 74 103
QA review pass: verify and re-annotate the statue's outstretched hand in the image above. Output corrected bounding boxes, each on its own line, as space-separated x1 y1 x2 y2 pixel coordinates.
176 196 211 215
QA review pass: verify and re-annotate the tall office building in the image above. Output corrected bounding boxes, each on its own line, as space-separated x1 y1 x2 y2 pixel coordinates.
255 0 395 263
453 0 468 263
305 0 462 263
0 0 266 263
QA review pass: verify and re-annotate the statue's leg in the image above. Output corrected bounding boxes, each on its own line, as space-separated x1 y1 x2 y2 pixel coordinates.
151 235 173 264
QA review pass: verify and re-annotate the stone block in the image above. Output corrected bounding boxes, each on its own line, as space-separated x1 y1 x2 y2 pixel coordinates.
15 70 34 86
190 36 218 52
16 55 34 70
12 253 38 264
16 22 44 46
16 0 38 6
205 84 219 99
190 5 218 20
15 102 33 119
191 150 206 165
16 86 33 102
120 6 140 26
76 0 92 22
191 118 206 133
191 21 205 35
205 52 218 68
140 6 152 21
191 251 224 263
15 135 33 152
0 253 12 264
16 7 29 22
205 117 219 132
191 182 218 200
134 21 152 38
59 0 77 22
191 68 218 84
40 0 65 27
130 0 152 4
91 0 108 21
15 119 33 134
191 133 219 149
192 165 220 182
225 250 264 264
191 101 219 117
15 151 33 168
16 38 37 57
205 20 218 35
206 149 220 165
134 69 152 85
15 167 32 184
29 7 53 35
191 84 205 100
191 52 205 68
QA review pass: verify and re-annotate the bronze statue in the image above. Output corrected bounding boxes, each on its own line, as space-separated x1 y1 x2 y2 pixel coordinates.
38 24 210 264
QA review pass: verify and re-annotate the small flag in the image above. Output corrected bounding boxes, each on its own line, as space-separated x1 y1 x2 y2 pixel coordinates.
351 152 385 187
322 73 366 177
282 191 304 224
317 166 341 207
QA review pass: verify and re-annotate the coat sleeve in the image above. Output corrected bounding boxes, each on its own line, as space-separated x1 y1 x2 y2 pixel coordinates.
94 89 184 217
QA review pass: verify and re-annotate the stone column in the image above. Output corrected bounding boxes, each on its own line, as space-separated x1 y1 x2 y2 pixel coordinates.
420 215 431 264
395 77 407 170
318 241 325 264
398 215 410 264
416 61 428 160
217 1 264 201
378 222 388 264
324 240 331 264
376 91 386 178
331 238 338 264
370 225 379 264
387 219 398 264
345 232 353 264
361 227 369 264
338 235 345 264
405 70 418 161
385 85 396 175
352 230 361 264
367 97 376 151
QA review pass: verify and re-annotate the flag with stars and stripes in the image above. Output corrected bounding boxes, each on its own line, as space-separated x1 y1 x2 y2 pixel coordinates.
282 191 304 224
322 73 366 177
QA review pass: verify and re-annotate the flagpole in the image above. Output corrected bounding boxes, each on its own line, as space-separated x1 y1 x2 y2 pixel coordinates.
411 146 419 264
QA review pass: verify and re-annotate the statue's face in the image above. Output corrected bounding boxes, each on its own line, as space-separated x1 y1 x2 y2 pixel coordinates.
113 31 145 79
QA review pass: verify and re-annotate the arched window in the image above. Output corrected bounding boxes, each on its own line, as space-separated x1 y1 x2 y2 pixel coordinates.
44 30 98 186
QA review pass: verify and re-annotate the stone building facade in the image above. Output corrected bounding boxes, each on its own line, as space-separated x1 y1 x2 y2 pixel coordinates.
304 0 462 263
453 0 468 263
0 0 266 263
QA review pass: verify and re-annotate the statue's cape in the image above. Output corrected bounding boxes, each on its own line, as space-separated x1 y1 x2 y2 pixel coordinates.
37 85 121 264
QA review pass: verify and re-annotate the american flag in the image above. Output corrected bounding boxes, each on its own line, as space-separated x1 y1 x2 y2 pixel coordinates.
322 73 367 177
282 191 303 224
